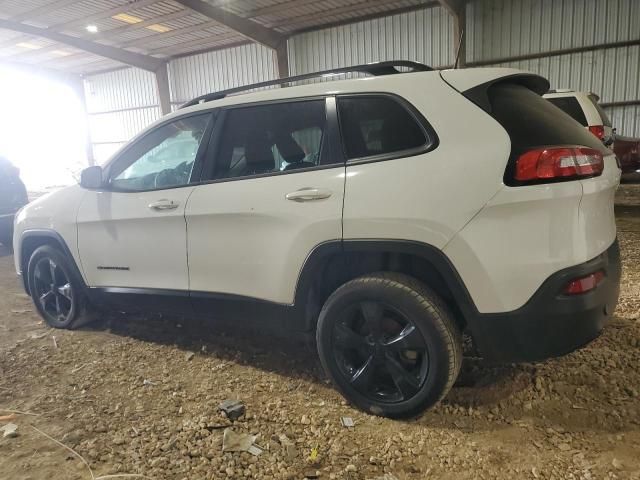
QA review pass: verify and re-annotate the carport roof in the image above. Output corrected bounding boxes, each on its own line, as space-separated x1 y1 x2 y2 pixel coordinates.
0 0 435 75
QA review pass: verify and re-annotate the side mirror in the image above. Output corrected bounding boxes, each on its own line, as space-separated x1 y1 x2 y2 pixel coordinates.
79 166 104 190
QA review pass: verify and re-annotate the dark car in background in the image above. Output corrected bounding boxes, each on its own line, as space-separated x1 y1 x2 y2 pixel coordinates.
0 157 28 248
613 135 640 176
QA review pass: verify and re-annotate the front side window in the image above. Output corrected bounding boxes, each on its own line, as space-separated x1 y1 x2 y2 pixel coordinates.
337 96 428 160
211 100 326 180
110 113 211 191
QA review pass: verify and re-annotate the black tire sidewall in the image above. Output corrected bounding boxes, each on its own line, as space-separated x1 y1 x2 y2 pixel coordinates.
317 275 457 418
27 245 82 329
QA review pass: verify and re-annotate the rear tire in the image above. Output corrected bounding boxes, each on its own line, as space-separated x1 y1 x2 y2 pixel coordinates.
316 272 462 418
27 245 97 329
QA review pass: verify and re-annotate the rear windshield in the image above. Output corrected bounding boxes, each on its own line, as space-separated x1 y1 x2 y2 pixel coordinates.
588 94 612 127
545 96 588 126
487 83 608 158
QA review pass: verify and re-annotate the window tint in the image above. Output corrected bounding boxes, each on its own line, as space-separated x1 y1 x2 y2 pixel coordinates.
488 83 607 156
212 101 326 180
588 94 612 127
337 96 427 159
546 97 588 126
110 114 211 191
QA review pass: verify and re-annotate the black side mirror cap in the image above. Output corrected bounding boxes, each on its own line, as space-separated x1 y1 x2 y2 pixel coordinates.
80 166 104 190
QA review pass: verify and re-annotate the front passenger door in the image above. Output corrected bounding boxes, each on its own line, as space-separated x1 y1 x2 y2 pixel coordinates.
77 112 214 292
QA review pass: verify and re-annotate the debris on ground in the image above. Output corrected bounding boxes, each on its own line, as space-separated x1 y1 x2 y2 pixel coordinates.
1 423 18 438
28 332 49 340
341 416 354 428
222 428 261 455
277 434 298 461
218 398 245 421
0 196 639 479
0 414 16 422
308 446 319 463
184 351 195 361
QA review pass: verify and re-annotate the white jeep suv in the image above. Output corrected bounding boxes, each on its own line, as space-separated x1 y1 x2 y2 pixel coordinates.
13 62 621 418
543 89 615 146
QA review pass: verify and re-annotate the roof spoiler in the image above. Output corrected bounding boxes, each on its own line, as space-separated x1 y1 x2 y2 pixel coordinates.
440 68 550 112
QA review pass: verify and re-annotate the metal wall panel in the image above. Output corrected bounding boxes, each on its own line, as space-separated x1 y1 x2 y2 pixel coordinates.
466 0 640 137
288 6 455 75
168 42 277 104
83 68 161 163
490 45 640 104
84 68 159 112
466 0 640 63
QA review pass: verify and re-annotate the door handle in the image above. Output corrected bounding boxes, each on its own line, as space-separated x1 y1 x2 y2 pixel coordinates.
285 188 332 202
148 199 179 211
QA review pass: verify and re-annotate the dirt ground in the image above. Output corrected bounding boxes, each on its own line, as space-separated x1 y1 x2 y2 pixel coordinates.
0 186 639 480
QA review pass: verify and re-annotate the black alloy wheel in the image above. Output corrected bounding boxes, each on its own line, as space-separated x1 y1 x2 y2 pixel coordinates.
27 245 95 329
317 273 462 418
332 300 429 403
32 256 74 326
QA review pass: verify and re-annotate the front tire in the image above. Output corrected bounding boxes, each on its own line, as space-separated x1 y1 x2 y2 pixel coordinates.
316 272 462 418
27 245 96 329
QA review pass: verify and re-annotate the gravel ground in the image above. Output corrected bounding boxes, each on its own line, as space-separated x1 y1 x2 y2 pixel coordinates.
0 186 639 480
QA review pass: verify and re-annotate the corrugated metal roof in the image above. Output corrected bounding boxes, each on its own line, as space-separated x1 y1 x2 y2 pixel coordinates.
0 0 435 74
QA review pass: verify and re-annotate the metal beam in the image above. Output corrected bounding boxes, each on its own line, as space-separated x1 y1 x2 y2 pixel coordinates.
173 0 285 49
276 43 289 78
0 19 164 72
438 0 466 67
68 77 96 166
154 63 172 115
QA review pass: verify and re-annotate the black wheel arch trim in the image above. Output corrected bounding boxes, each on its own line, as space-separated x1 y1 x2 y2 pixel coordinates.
19 229 88 294
293 239 480 328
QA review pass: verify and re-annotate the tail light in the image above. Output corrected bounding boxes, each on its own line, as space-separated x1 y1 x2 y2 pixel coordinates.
514 147 604 183
588 125 605 140
563 270 605 295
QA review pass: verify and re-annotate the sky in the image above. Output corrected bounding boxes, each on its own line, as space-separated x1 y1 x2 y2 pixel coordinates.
0 65 89 191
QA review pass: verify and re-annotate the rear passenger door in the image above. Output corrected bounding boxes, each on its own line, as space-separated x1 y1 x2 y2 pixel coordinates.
185 97 345 307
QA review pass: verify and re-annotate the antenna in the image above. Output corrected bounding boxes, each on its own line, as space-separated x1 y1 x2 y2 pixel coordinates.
454 29 465 69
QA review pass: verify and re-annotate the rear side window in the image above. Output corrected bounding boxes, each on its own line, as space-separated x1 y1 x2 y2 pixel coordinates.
588 94 612 127
211 100 328 180
337 96 429 160
487 83 608 156
546 97 588 126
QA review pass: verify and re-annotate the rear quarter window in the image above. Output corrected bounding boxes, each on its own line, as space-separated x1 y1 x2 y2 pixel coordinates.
488 83 608 155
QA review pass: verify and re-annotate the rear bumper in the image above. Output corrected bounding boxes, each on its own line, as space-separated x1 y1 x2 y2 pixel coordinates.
469 239 621 363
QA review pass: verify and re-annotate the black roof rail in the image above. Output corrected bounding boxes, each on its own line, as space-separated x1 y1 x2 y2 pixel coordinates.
180 60 432 109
